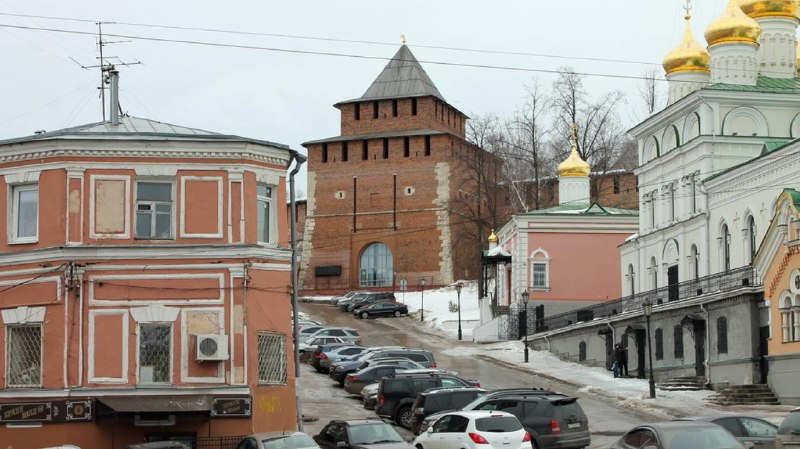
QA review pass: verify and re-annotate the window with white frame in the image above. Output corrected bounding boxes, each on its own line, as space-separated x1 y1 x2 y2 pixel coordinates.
10 184 38 242
780 295 799 343
6 324 42 387
135 182 173 239
257 184 275 244
257 331 287 385
529 249 550 290
138 323 172 384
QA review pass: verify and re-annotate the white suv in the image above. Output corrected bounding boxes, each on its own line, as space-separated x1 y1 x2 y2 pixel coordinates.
412 410 530 449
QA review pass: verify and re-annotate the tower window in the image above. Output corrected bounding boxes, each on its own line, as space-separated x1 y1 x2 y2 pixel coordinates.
403 137 410 158
424 136 431 156
362 140 368 160
322 143 328 163
383 139 389 159
354 103 360 121
342 141 349 162
392 99 398 117
373 101 379 119
411 98 417 116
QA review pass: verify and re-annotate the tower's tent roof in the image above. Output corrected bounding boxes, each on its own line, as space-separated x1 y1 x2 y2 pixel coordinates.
337 45 446 105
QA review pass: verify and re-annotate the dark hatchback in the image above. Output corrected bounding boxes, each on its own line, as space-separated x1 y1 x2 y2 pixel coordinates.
465 391 591 449
409 386 487 434
309 343 351 372
313 419 412 449
355 302 408 319
376 372 479 429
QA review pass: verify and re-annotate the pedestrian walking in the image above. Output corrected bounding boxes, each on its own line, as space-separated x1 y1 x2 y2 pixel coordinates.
612 344 622 378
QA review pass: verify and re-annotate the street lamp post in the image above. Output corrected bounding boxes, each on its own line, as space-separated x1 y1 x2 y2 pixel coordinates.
455 282 463 341
522 290 530 363
420 278 426 322
642 299 656 399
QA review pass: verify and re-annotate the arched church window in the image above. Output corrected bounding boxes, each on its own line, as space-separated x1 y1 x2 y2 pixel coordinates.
747 216 757 264
721 223 731 272
359 242 394 287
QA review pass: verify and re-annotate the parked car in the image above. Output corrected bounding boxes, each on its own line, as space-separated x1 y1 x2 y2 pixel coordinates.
331 291 367 306
124 443 190 449
611 421 748 449
339 293 371 311
236 431 321 449
299 336 346 353
777 407 800 449
329 349 435 385
376 372 480 429
313 419 412 449
463 391 590 449
677 414 778 449
412 411 530 449
362 383 380 409
347 292 397 312
344 365 413 395
310 343 353 372
299 325 327 339
355 302 408 319
410 387 488 434
317 346 370 373
303 327 362 345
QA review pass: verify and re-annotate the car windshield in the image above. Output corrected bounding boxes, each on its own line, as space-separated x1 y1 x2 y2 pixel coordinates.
779 411 800 434
475 415 522 432
261 434 318 449
663 427 744 449
348 423 405 445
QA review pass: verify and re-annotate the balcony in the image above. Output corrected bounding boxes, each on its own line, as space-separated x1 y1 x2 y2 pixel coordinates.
534 266 761 334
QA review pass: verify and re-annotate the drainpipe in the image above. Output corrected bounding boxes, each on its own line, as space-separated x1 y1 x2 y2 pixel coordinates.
288 151 307 430
543 334 552 352
606 321 616 342
700 303 711 386
108 66 120 125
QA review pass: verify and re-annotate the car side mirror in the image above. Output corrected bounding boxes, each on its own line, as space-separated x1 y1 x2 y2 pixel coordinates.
336 442 348 449
426 427 434 434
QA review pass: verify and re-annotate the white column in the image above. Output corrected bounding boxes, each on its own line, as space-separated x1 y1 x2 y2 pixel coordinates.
793 310 800 341
666 71 710 105
755 17 798 78
709 42 759 85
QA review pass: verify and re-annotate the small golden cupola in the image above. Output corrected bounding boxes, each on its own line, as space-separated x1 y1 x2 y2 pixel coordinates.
487 229 498 245
663 10 710 75
705 0 762 47
557 148 591 178
739 0 798 20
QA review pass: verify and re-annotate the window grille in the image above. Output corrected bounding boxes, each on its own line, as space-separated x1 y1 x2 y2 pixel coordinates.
532 263 547 289
257 331 287 385
674 325 684 358
139 324 171 384
136 182 172 239
717 317 728 354
7 325 42 387
257 184 274 243
655 328 663 360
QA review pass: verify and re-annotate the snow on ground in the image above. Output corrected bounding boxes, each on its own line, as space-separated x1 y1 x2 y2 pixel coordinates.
304 282 792 422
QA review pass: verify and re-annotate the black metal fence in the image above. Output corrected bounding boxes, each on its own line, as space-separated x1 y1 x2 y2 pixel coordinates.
531 266 761 335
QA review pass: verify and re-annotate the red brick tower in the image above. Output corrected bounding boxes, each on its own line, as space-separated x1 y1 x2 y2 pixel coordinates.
300 44 496 293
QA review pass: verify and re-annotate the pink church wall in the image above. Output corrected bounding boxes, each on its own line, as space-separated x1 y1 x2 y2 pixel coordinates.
529 231 626 303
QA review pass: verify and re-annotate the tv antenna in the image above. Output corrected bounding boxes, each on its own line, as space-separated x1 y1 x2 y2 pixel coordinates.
70 22 141 121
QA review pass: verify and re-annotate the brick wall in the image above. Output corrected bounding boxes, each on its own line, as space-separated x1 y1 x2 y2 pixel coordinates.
338 97 466 138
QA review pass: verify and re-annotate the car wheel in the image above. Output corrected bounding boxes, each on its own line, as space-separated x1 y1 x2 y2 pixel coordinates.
396 406 413 429
415 445 424 449
361 312 369 319
394 310 402 317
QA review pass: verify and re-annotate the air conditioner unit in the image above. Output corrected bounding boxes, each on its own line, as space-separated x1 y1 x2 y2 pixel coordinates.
195 334 229 361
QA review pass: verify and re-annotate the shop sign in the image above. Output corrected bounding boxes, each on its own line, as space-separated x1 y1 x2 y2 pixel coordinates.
0 400 92 423
211 397 251 417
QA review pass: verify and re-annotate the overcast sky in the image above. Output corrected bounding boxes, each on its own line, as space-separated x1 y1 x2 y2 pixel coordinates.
0 1 730 188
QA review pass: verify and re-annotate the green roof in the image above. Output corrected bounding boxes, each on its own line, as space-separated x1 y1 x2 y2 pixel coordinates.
704 76 800 94
519 202 638 217
763 139 791 154
705 137 799 182
786 189 800 209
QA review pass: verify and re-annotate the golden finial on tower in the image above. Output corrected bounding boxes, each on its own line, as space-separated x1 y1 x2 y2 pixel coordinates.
401 34 407 45
683 0 692 19
570 122 579 148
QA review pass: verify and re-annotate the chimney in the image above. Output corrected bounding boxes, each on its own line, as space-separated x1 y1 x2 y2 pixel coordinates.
109 67 120 125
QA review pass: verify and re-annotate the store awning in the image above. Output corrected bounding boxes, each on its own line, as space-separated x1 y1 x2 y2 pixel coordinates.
98 395 214 413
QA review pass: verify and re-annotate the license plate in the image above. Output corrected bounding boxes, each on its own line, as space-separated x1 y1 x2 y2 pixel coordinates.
567 423 581 429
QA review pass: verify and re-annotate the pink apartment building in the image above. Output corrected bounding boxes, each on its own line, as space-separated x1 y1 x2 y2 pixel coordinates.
0 103 301 447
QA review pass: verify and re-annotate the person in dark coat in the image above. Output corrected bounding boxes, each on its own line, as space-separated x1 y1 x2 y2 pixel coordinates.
612 344 622 378
620 344 629 377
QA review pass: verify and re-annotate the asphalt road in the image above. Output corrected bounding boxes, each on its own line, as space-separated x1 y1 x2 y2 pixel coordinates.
297 302 659 448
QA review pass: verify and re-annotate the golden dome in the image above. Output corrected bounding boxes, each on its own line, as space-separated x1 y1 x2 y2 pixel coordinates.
488 229 498 244
705 0 762 47
558 147 591 178
739 0 798 20
663 13 711 75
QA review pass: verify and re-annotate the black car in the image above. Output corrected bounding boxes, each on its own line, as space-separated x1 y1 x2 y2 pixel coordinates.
409 387 487 434
347 292 396 312
330 349 437 385
376 372 479 429
355 302 408 319
313 419 412 449
339 293 370 311
465 391 591 449
309 342 351 372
